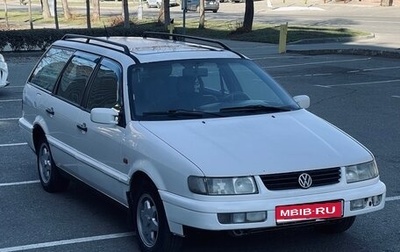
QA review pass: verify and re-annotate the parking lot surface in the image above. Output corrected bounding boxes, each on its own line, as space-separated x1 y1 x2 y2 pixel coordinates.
1 48 399 251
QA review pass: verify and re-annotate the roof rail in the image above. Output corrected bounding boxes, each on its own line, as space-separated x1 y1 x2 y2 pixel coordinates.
61 34 140 63
142 32 245 59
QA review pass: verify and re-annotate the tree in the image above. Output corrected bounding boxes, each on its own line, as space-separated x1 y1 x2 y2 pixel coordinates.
86 0 91 28
241 0 254 32
163 0 171 27
122 0 129 28
53 0 59 29
41 0 51 19
91 0 100 22
198 0 205 29
28 0 33 29
61 0 72 20
3 0 9 30
158 0 171 27
158 2 164 24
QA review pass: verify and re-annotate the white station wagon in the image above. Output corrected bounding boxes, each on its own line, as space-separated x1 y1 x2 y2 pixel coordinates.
19 33 386 251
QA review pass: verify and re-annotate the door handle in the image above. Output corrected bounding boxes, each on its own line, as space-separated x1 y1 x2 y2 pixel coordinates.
45 107 54 116
76 123 87 132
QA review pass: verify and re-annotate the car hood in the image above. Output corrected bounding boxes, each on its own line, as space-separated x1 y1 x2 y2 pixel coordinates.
139 110 372 176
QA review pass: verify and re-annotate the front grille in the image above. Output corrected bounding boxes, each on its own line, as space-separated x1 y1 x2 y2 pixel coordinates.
260 167 341 191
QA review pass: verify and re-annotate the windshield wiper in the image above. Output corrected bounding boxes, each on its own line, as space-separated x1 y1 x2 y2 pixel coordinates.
142 109 224 118
220 105 292 113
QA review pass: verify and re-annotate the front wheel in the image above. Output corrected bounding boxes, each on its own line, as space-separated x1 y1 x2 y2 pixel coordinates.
315 216 356 234
37 138 69 193
132 181 182 252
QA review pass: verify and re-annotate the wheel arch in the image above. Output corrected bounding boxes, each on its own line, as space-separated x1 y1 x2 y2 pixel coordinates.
127 170 185 236
32 124 46 153
129 171 155 193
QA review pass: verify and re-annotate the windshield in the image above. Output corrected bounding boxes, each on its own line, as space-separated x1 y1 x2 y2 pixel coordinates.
129 59 299 120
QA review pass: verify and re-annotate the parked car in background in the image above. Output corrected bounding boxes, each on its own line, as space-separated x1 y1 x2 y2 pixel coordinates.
147 0 179 8
186 0 219 12
0 54 9 88
19 33 386 252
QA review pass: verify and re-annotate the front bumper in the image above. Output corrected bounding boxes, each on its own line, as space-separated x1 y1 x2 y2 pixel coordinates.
161 181 386 235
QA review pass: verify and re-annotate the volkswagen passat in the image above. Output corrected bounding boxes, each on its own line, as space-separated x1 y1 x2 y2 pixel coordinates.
19 33 386 252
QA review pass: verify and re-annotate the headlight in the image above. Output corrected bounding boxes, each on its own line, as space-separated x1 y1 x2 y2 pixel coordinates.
188 176 258 195
345 161 379 183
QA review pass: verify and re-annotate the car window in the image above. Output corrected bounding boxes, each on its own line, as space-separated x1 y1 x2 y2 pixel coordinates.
229 62 282 103
29 47 74 91
56 54 98 105
200 62 228 93
85 58 122 110
130 59 299 120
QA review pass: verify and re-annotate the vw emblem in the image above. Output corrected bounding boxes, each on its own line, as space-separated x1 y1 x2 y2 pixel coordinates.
298 173 313 189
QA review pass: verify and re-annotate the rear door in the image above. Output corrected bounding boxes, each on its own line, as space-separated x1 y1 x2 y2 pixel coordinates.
49 51 99 176
26 47 75 166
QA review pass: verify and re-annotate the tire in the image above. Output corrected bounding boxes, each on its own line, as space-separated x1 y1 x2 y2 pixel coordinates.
37 138 70 193
132 181 182 252
315 216 356 234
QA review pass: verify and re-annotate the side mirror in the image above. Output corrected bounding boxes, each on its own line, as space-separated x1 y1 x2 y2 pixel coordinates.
293 95 310 109
90 108 119 125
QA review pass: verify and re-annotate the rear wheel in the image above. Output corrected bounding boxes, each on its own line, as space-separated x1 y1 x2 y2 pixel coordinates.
37 138 69 193
315 216 356 234
132 180 182 252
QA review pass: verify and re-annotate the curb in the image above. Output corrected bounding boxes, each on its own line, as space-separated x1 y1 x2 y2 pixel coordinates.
289 33 376 45
287 48 400 58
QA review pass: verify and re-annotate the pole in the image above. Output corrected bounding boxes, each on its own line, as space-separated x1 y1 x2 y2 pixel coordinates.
28 0 33 29
138 0 143 20
86 0 91 29
182 0 186 34
278 22 288 54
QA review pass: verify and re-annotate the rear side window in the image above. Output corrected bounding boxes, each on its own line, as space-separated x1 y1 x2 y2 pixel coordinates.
56 54 98 105
29 47 74 91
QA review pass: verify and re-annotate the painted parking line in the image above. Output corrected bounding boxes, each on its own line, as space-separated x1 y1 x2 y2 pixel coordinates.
263 58 371 69
386 196 400 202
315 79 400 88
0 118 20 121
0 232 135 252
0 143 27 147
363 66 400 72
0 99 21 103
0 180 40 187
